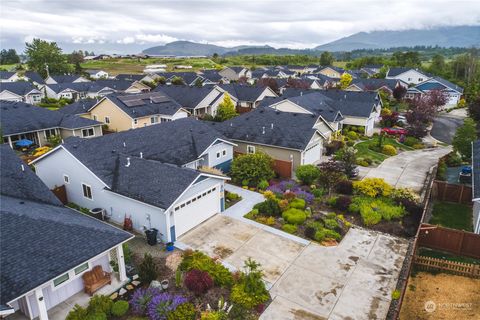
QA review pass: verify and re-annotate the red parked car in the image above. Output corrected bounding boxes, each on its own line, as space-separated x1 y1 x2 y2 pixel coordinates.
381 127 408 136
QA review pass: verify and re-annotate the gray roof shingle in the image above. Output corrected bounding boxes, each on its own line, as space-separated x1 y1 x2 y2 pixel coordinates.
59 99 98 115
103 92 184 118
219 84 272 102
0 82 40 96
155 85 221 110
0 71 16 80
0 101 102 135
24 71 45 84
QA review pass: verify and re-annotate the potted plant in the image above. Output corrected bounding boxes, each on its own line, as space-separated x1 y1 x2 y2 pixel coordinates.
161 279 169 290
166 242 174 251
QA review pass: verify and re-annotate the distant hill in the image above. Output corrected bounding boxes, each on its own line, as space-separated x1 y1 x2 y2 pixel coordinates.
143 41 229 56
315 26 480 51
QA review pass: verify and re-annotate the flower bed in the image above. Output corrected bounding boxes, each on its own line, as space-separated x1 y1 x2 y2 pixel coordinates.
225 191 242 209
67 251 269 320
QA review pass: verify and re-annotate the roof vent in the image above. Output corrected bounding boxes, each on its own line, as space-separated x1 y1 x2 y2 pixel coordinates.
262 126 265 134
125 157 131 167
112 149 116 153
123 141 126 148
140 152 143 158
344 94 347 99
230 122 233 127
300 92 303 96
21 164 25 172
271 123 274 129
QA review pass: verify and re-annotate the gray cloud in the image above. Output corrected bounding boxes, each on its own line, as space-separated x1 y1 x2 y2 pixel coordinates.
1 0 479 53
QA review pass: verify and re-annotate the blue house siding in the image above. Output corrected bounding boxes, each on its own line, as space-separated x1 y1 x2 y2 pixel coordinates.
215 159 232 173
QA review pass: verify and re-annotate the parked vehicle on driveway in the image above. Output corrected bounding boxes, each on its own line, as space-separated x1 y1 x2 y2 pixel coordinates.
381 127 408 136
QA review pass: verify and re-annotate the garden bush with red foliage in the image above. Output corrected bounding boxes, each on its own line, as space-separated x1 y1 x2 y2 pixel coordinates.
336 180 353 195
334 195 352 211
184 269 214 295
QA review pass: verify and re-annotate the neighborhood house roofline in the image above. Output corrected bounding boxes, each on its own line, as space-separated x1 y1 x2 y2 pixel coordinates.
227 134 321 152
5 229 133 306
198 137 238 157
4 123 102 137
1 88 41 97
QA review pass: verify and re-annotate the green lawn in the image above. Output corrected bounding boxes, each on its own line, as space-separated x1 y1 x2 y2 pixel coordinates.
354 136 414 163
418 248 480 265
430 201 473 231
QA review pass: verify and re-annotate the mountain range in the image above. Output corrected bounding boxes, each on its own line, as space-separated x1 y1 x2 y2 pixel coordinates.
142 26 480 56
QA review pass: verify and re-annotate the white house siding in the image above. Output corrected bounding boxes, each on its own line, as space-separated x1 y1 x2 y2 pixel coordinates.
270 100 310 114
0 90 22 101
342 116 375 136
387 70 428 85
200 141 234 169
34 148 168 240
25 93 43 105
302 136 323 165
171 110 189 120
59 126 103 139
22 254 110 319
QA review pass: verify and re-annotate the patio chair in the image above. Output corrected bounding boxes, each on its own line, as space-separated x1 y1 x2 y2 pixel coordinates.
82 265 112 295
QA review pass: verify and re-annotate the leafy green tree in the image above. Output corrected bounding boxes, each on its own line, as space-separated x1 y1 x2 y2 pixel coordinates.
67 50 84 64
231 152 274 187
215 93 237 121
138 253 158 284
429 54 446 75
0 49 20 64
334 147 357 177
452 118 477 160
317 160 346 195
296 165 320 185
320 51 334 66
467 95 480 123
339 73 353 89
25 38 72 78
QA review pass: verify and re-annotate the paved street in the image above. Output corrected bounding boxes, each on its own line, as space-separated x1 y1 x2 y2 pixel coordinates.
431 112 466 144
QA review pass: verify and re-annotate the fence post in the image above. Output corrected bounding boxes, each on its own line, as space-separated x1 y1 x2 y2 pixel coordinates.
457 230 466 255
459 184 464 204
441 181 447 201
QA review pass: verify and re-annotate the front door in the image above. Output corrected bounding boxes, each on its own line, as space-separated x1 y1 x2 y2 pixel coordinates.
170 226 176 242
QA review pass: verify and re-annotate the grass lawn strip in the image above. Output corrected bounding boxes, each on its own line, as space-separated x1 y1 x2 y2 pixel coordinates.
430 201 473 231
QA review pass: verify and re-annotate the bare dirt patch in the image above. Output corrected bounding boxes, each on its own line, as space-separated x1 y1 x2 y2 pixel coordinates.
400 272 480 320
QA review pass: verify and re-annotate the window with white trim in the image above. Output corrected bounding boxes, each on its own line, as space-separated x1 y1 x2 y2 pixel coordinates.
53 273 70 287
222 149 227 156
82 128 95 138
134 119 138 125
216 151 221 158
150 116 159 124
63 174 70 184
74 262 89 275
93 115 98 121
44 128 56 138
105 116 110 124
247 145 255 154
82 183 92 199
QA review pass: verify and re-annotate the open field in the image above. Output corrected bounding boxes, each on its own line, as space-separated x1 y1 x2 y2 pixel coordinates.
400 272 480 320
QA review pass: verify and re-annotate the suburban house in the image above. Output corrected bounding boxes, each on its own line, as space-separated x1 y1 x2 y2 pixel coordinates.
59 99 99 117
0 145 133 320
0 82 43 104
0 71 21 82
406 76 464 107
219 83 278 111
155 85 238 117
359 64 383 77
1 101 103 148
315 66 346 79
209 107 335 177
32 118 234 242
24 71 45 86
303 74 337 89
85 69 109 79
115 73 160 83
155 72 204 86
218 66 251 82
197 70 225 85
345 78 406 95
472 140 480 234
44 74 90 84
87 92 189 131
385 67 431 85
42 80 151 100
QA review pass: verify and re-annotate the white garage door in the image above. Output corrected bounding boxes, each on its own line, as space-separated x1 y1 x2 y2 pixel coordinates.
173 185 221 237
303 143 321 165
365 117 375 136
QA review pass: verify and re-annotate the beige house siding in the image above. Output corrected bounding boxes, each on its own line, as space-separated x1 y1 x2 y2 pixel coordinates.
60 126 103 139
89 98 133 132
270 100 310 114
318 68 342 78
233 141 302 171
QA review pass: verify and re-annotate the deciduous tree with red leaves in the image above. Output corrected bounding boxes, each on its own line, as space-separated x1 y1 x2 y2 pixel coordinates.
257 77 279 94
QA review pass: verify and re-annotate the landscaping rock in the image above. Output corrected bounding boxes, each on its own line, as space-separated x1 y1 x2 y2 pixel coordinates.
109 292 118 300
132 274 139 280
118 288 127 296
150 280 161 288
132 280 141 286
126 284 134 290
165 251 182 271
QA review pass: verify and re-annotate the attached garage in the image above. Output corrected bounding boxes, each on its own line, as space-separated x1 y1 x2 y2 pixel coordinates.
303 142 321 165
172 183 221 238
365 117 375 136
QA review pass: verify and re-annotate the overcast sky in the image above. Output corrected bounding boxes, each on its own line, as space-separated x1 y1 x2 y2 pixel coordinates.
1 0 479 53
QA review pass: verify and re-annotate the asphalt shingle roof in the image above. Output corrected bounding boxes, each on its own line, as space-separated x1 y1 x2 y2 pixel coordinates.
155 85 222 110
200 70 223 82
103 92 184 118
59 99 98 115
49 74 86 83
24 71 45 84
0 146 132 304
474 140 480 199
350 78 400 91
0 82 40 96
386 67 431 78
0 71 16 80
209 107 319 150
0 101 101 135
45 79 137 94
219 84 271 102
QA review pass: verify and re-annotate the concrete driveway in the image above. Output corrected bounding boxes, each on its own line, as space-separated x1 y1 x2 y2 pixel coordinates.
179 214 409 320
364 147 451 192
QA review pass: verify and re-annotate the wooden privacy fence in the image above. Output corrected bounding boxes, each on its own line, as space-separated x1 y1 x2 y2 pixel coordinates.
414 255 480 278
51 185 68 204
418 223 480 259
433 180 472 204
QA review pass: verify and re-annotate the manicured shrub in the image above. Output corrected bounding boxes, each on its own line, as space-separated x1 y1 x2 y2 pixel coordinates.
413 143 424 149
130 288 161 316
179 251 233 287
138 253 159 285
349 196 405 226
324 229 341 240
357 160 370 167
326 196 338 207
147 293 188 320
391 188 418 203
67 304 89 320
296 164 320 185
231 259 270 309
312 188 324 198
445 152 462 167
289 198 306 209
257 180 269 190
382 144 397 156
324 218 339 230
231 153 275 187
226 192 239 201
282 208 307 225
403 136 420 147
254 199 281 217
86 313 107 320
184 269 214 295
282 224 298 234
167 302 196 320
304 226 316 239
244 209 258 219
314 229 326 242
353 178 393 198
255 216 276 226
346 131 358 140
111 300 129 317
336 180 353 195
364 157 373 165
334 195 352 211
87 295 113 317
